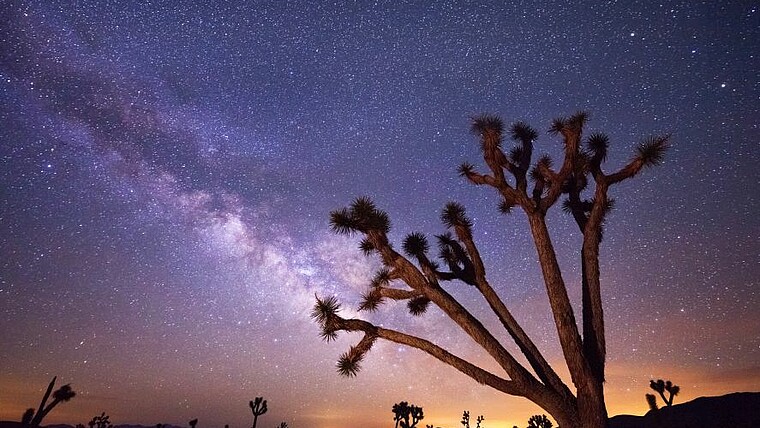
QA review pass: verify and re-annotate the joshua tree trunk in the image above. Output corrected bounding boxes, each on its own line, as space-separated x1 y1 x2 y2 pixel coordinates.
313 113 668 428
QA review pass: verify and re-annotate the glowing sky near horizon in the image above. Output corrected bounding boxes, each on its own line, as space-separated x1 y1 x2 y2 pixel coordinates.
0 1 758 427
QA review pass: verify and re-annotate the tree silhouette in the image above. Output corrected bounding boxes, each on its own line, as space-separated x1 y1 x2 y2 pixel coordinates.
527 414 553 428
392 401 424 428
312 113 668 428
645 393 659 411
250 396 268 428
188 419 197 428
22 376 76 427
88 412 113 428
649 379 680 407
461 410 485 428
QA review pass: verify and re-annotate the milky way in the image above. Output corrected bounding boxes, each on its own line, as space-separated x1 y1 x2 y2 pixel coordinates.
1 1 757 427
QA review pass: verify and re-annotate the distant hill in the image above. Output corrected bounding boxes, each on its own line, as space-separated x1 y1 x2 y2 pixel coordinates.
2 392 758 428
609 392 760 428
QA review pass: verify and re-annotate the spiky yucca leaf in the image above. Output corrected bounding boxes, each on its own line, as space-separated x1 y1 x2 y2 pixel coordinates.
529 166 544 182
311 295 341 324
586 132 609 163
359 289 383 312
548 117 567 135
402 232 429 258
441 202 472 230
329 208 356 235
537 153 553 169
352 197 389 233
511 121 538 143
561 199 574 214
336 348 364 377
359 238 375 255
407 296 431 316
470 114 503 136
370 268 391 287
499 199 515 214
330 197 391 235
570 111 589 128
320 325 339 342
637 135 669 167
458 162 475 177
350 196 377 219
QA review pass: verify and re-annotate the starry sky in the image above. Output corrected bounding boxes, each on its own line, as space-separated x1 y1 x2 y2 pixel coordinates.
0 0 758 427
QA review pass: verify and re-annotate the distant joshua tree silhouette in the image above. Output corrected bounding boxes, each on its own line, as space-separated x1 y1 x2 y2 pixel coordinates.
312 113 669 428
527 414 553 428
275 423 288 428
250 396 268 428
88 412 113 428
188 419 198 428
649 379 680 407
21 376 76 427
461 410 485 428
392 401 425 428
645 393 659 411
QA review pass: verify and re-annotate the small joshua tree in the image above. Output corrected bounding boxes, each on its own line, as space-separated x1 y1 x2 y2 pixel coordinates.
649 379 680 407
250 396 268 428
22 376 76 427
276 423 288 428
461 410 485 428
527 414 553 428
89 412 113 428
645 393 659 411
188 419 198 428
393 401 424 428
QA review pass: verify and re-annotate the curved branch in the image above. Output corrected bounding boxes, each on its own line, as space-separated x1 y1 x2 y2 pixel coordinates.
335 317 524 396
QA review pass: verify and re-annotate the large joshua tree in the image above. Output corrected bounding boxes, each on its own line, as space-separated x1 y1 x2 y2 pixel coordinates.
312 112 668 428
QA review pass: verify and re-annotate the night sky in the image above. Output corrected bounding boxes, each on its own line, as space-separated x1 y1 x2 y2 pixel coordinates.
0 1 758 427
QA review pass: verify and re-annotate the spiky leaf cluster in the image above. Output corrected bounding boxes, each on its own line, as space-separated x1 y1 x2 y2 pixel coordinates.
527 414 553 428
637 135 669 167
330 197 390 235
337 334 376 377
470 115 503 138
403 232 429 258
312 295 341 342
407 296 431 316
585 132 609 165
441 202 472 231
359 288 383 312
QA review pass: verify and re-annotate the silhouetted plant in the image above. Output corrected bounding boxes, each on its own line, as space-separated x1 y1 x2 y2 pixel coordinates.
250 396 268 428
527 414 553 428
188 419 198 428
392 401 424 428
461 410 484 428
649 379 680 407
645 393 659 411
89 412 113 428
21 409 34 426
276 423 288 428
23 376 76 427
313 113 669 428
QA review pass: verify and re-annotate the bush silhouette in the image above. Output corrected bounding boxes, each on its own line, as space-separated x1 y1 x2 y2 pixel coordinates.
392 401 425 428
